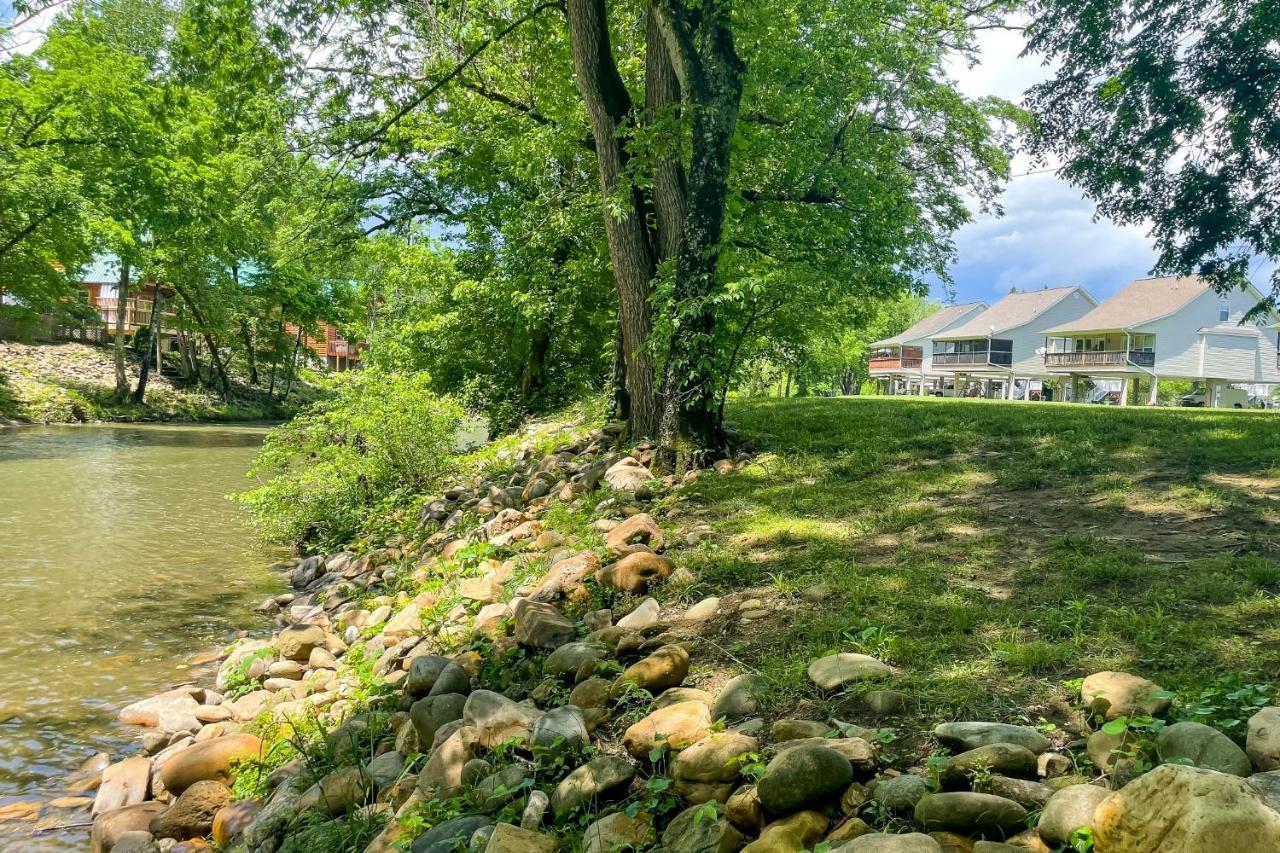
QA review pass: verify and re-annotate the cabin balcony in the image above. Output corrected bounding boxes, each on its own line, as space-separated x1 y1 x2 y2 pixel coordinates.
868 346 923 373
932 339 1014 369
1044 350 1155 369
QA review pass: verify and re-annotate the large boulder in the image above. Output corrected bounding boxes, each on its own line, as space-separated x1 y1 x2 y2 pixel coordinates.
807 654 892 690
932 722 1050 754
1080 671 1170 720
1247 706 1280 772
1155 721 1251 776
148 780 230 840
1092 763 1280 851
1037 784 1109 846
756 744 853 814
551 755 637 817
158 734 263 797
596 553 675 594
529 553 600 603
622 701 712 759
913 792 1027 837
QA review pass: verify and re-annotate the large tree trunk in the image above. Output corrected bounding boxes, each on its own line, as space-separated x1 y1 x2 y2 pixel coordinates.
565 0 660 438
653 0 744 449
132 289 163 404
112 258 131 402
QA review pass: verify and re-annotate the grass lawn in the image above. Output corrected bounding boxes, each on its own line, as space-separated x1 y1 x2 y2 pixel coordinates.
673 396 1280 738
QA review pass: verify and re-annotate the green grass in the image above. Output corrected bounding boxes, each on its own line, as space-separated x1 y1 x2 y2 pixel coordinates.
677 396 1280 726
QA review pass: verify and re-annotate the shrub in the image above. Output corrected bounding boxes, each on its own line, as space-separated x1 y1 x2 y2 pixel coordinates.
237 369 466 548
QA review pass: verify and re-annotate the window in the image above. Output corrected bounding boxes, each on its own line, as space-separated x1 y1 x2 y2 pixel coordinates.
1130 334 1155 352
1220 298 1230 322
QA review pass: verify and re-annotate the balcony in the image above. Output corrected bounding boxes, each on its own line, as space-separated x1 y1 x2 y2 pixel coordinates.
1044 350 1155 369
933 350 1013 368
869 355 923 371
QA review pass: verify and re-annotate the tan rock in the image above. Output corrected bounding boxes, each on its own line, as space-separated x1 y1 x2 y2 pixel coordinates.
157 733 263 797
605 513 664 556
149 780 230 840
211 800 261 847
1092 763 1280 852
1247 706 1280 772
484 822 557 853
742 810 828 853
1079 671 1170 720
596 552 674 594
93 756 151 815
616 645 689 695
89 802 166 853
622 701 712 759
118 688 202 728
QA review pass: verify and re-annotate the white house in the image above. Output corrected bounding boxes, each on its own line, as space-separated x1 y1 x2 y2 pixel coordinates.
1041 276 1280 406
867 302 988 394
929 286 1098 399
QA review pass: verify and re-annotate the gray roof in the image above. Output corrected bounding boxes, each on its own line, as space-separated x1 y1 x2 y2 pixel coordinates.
933 287 1091 339
1042 276 1211 334
869 302 988 348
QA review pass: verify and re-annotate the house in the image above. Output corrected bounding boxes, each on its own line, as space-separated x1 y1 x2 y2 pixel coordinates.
929 286 1098 398
1041 276 1280 406
867 302 988 394
284 321 363 372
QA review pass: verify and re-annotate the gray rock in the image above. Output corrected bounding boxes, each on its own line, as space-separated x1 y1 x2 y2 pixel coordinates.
531 706 589 757
1249 769 1280 811
710 674 765 722
933 722 1050 754
871 774 931 811
411 815 496 853
410 693 468 747
756 743 854 814
474 765 534 811
973 774 1053 808
406 656 453 697
464 690 544 748
940 743 1038 786
1157 721 1252 776
543 642 610 678
513 600 576 649
863 690 909 716
520 789 549 830
551 755 636 817
661 802 743 853
1037 784 1109 845
365 750 405 792
807 654 892 690
109 831 158 853
429 662 473 697
914 792 1027 836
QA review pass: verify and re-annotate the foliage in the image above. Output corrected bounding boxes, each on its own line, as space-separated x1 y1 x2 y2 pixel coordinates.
237 369 466 548
1026 0 1280 304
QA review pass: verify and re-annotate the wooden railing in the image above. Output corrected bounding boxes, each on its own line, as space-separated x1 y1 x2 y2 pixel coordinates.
92 297 176 332
1045 350 1155 368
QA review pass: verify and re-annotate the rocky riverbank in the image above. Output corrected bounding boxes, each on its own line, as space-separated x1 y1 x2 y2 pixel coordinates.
51 419 1280 853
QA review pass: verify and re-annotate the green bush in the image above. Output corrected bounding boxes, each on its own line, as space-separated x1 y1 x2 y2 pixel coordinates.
237 369 466 548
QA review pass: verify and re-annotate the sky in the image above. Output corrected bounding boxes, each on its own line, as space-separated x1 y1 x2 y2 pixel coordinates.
941 27 1162 307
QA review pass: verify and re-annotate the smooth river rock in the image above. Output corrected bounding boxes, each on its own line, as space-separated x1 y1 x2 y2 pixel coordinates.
157 733 263 796
807 654 891 690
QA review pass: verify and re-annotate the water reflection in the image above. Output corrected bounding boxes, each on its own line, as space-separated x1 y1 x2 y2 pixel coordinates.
0 424 283 849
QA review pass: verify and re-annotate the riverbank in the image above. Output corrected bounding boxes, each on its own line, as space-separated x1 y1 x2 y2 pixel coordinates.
44 398 1280 852
0 342 318 425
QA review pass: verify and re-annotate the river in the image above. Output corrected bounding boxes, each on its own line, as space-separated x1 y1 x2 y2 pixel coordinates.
0 424 284 850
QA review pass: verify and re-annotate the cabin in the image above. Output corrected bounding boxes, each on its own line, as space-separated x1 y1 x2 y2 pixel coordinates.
1041 276 1280 406
929 286 1098 399
284 321 363 372
867 302 988 394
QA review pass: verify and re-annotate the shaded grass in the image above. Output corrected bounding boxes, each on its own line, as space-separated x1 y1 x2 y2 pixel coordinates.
678 396 1280 725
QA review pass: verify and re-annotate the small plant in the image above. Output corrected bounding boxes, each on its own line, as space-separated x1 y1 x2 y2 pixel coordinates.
1069 826 1096 852
734 751 767 781
1176 676 1274 738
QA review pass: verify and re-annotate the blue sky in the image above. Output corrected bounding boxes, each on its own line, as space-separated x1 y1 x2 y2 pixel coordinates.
941 28 1162 307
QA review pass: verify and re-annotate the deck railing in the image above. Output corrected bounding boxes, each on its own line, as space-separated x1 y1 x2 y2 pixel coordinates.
1045 350 1155 368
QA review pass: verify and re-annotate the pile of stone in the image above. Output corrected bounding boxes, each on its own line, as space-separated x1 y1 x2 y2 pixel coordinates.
65 418 1280 853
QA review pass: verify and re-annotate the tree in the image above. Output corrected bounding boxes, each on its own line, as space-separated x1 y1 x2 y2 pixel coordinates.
279 0 1018 451
1026 0 1280 305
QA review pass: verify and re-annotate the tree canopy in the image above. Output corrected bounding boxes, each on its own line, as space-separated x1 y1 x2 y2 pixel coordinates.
1026 0 1280 307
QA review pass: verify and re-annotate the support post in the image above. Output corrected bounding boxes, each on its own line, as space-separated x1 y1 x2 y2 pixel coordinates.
1148 375 1159 406
1119 377 1130 406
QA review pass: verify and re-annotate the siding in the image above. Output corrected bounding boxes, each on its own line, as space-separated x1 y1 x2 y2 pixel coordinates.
918 303 988 375
1136 287 1280 382
1202 334 1259 380
1010 289 1097 376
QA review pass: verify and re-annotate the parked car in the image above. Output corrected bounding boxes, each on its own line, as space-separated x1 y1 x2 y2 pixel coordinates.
1179 382 1251 408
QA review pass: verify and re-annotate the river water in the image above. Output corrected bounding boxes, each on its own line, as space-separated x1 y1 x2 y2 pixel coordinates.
0 425 284 849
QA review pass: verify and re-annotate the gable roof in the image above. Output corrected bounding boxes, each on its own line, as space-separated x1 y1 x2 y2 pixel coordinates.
1042 276 1212 335
933 286 1091 339
868 302 988 348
